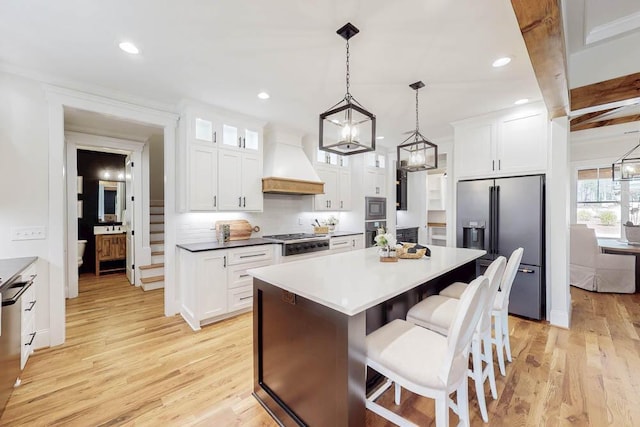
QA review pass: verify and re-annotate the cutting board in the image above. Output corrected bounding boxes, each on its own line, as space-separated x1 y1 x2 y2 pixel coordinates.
215 219 254 241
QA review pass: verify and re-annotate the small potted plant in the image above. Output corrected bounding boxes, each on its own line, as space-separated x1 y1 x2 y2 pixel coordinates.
375 232 397 262
323 215 339 233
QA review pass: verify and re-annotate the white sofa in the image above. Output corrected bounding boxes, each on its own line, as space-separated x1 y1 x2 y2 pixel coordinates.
570 225 635 293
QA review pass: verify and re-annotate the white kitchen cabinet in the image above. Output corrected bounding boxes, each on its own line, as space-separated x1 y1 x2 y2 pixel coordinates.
179 245 275 330
222 122 261 152
497 112 547 175
315 149 349 168
365 168 387 197
179 249 228 329
188 145 218 211
194 116 221 144
330 234 365 254
179 102 265 212
454 105 548 179
314 165 351 211
364 152 387 197
338 169 352 210
218 150 263 211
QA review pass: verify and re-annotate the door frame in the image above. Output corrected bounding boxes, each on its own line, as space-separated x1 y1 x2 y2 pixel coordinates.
46 86 178 347
65 131 146 298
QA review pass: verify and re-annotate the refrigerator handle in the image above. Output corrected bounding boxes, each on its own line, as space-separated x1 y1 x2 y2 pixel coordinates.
489 186 494 255
494 185 500 255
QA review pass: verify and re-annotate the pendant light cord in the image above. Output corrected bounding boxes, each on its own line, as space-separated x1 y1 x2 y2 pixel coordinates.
415 88 420 141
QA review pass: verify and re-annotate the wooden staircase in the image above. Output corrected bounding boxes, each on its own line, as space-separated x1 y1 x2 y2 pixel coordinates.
140 203 165 291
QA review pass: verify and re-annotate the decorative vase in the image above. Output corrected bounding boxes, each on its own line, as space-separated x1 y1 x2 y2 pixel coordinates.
328 224 336 233
379 246 398 262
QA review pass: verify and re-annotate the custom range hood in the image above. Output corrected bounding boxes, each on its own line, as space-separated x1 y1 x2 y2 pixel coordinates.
262 125 324 195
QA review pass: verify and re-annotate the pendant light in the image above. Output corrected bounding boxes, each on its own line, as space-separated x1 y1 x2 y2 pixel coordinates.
612 139 640 180
319 23 376 156
397 81 438 172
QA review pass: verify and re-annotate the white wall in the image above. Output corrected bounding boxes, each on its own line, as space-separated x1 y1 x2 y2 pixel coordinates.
0 71 51 347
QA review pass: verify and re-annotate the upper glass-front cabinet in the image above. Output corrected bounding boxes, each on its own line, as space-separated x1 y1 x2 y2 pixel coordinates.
195 117 217 143
244 129 259 151
366 152 386 169
222 123 260 151
316 149 349 167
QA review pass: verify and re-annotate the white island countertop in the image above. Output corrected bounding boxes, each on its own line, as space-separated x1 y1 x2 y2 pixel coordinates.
248 246 485 316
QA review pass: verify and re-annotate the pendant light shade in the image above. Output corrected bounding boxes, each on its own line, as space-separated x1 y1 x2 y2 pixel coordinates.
397 81 438 172
612 140 640 181
319 23 376 156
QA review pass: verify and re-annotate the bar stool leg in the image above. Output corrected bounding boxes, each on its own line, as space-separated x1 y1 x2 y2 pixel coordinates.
493 312 506 376
483 332 498 400
502 311 512 362
471 337 488 422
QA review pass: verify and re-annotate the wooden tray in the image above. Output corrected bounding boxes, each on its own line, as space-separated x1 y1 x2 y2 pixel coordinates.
215 219 255 241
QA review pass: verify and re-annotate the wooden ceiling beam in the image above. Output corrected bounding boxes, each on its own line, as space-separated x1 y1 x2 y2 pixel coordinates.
570 72 640 112
569 108 618 127
510 0 570 119
571 114 640 132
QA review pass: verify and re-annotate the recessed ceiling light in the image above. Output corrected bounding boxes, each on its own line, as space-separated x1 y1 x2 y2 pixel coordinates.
119 42 139 55
492 57 511 67
376 136 385 140
514 98 529 105
257 92 270 100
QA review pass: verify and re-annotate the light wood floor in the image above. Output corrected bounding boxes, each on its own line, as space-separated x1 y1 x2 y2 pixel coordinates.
2 274 639 426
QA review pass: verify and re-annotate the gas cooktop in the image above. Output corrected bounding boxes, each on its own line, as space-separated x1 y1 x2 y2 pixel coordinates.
262 233 330 256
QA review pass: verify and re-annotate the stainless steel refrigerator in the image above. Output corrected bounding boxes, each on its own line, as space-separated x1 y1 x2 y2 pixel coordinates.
456 174 545 319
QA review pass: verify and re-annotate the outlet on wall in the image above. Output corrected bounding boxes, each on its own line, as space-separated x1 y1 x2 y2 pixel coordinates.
297 217 303 225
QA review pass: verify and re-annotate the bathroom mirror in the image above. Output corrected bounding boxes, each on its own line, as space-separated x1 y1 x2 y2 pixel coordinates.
98 180 125 223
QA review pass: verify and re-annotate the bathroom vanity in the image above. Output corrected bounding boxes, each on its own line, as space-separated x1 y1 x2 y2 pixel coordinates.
95 232 126 275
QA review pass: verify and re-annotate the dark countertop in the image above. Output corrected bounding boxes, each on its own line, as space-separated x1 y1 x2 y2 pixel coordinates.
177 238 279 253
328 231 363 238
0 256 37 293
397 226 420 230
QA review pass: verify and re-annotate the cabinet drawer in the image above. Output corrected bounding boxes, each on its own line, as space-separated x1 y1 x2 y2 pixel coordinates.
330 237 351 250
227 245 273 265
21 284 36 326
227 260 271 289
228 285 253 312
21 315 36 370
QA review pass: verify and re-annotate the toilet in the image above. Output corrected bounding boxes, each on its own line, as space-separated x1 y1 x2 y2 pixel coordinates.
78 240 87 268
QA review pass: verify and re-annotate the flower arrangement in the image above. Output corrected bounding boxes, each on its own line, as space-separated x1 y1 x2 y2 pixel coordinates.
323 215 339 226
374 232 396 249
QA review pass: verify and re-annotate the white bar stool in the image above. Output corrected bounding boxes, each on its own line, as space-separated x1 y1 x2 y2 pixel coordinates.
365 276 488 427
440 248 524 376
405 256 506 423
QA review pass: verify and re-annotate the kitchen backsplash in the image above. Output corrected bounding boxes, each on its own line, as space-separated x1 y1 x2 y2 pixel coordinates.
175 194 358 243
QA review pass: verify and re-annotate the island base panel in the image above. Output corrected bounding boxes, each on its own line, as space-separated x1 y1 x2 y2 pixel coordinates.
253 279 366 427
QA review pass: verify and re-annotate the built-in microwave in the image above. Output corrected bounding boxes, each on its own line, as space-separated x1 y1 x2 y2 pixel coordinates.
365 197 387 221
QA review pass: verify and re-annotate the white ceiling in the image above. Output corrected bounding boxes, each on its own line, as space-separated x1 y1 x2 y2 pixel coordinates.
0 0 543 145
564 0 640 89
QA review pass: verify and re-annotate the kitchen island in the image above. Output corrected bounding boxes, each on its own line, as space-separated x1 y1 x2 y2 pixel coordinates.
248 245 485 426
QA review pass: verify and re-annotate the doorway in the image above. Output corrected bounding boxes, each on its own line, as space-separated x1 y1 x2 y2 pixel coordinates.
47 87 178 346
66 130 147 298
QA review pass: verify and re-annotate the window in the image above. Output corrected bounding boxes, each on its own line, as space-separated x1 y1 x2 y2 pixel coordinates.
576 167 640 239
576 168 620 238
